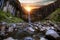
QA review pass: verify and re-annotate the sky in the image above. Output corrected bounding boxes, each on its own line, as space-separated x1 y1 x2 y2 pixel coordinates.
19 0 56 6
19 0 57 10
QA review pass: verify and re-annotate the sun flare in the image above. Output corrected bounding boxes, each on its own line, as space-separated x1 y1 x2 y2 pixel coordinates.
24 6 40 12
24 6 32 12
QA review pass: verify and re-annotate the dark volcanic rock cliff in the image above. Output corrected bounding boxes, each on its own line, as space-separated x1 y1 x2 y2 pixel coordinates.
0 0 23 17
0 0 60 22
23 0 60 22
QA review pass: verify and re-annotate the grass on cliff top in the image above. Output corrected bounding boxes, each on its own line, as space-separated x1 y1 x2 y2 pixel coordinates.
45 8 60 22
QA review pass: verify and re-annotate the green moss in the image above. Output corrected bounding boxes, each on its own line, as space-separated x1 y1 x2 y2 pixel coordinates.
0 10 24 23
44 8 60 22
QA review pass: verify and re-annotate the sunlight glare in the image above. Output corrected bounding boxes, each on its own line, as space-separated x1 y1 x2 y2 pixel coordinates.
24 6 32 12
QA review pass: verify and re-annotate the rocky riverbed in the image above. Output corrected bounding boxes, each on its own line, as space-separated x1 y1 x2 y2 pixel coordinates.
0 21 60 40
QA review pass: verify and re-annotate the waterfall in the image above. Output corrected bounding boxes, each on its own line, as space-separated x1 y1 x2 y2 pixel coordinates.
0 0 22 17
3 1 15 16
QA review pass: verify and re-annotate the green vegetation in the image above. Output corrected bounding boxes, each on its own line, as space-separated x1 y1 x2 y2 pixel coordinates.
0 8 60 23
0 10 24 23
45 8 60 22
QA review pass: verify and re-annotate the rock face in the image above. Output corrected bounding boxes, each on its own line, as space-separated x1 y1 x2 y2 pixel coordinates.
0 0 23 17
31 0 60 21
21 0 60 22
0 0 60 22
0 0 4 9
